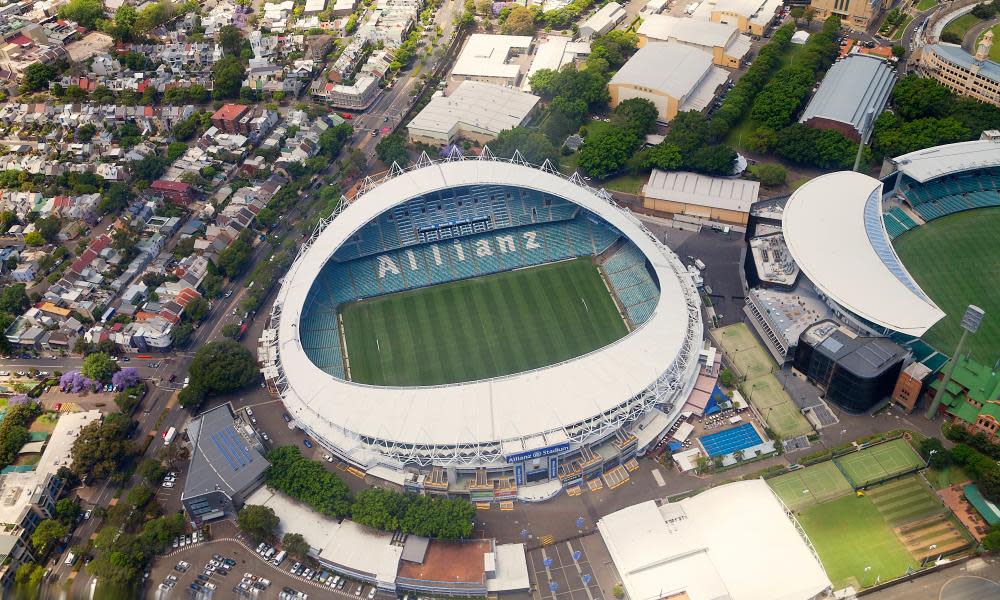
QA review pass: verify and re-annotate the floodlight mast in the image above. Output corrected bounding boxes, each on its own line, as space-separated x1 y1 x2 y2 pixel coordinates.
925 305 985 419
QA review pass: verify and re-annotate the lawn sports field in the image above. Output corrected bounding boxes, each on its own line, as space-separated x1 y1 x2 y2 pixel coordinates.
894 207 1000 362
768 461 853 511
865 475 943 528
339 258 628 386
836 438 926 488
797 494 919 589
715 323 812 439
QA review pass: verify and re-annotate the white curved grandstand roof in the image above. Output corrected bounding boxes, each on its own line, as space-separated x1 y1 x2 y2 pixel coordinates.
783 171 944 336
273 159 700 462
893 138 1000 183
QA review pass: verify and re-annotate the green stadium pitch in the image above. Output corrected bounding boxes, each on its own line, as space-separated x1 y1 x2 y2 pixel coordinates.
339 258 628 386
894 207 1000 362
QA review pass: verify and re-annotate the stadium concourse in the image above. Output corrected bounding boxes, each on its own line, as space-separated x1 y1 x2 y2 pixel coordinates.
259 155 704 502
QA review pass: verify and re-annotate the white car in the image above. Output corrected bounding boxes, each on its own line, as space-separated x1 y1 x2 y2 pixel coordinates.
368 587 376 599
163 481 175 488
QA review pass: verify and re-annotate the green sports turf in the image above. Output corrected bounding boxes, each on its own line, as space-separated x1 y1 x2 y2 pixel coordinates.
797 494 919 589
835 439 926 488
894 207 1000 363
339 258 628 386
865 475 943 528
768 461 853 511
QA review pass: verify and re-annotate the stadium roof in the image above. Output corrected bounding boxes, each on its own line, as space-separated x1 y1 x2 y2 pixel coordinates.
799 53 895 135
782 171 945 336
407 81 539 139
452 34 531 80
181 404 269 503
892 138 1000 183
643 170 758 213
275 160 701 454
610 42 717 102
597 480 831 600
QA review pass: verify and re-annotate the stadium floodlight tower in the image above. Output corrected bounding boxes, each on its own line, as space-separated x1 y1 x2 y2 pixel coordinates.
926 304 985 419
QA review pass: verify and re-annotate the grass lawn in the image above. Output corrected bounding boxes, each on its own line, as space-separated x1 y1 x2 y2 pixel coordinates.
926 465 972 489
769 461 853 510
834 438 926 487
894 207 1000 362
602 172 646 195
798 494 919 588
340 258 627 385
916 0 938 9
892 14 914 40
943 14 982 41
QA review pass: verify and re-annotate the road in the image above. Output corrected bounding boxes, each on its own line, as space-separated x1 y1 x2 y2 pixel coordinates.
963 15 1000 52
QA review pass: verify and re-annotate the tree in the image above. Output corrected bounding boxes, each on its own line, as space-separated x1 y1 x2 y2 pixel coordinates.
0 283 30 315
237 505 279 543
578 128 640 179
70 412 135 481
81 352 119 382
167 142 188 162
58 0 104 28
318 123 353 159
171 322 194 349
632 142 681 172
282 532 310 560
892 44 905 58
55 498 81 525
212 56 245 99
31 519 68 554
183 296 210 322
125 484 154 509
136 458 165 484
221 323 242 339
216 231 253 278
490 127 560 166
266 446 353 518
187 339 258 398
23 231 44 247
613 584 625 599
99 182 131 215
219 25 243 57
588 30 638 72
77 123 97 143
890 75 952 121
375 133 408 166
749 163 787 187
36 216 61 242
20 63 56 93
503 6 536 35
612 98 658 137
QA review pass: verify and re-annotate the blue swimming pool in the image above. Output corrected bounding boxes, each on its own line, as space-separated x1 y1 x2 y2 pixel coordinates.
699 423 763 457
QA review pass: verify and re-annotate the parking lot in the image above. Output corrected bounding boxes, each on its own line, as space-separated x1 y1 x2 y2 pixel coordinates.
528 537 609 600
147 525 391 600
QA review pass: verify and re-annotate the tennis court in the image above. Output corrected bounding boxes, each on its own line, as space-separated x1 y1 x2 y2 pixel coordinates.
699 423 762 457
836 439 926 488
768 461 854 511
715 323 813 439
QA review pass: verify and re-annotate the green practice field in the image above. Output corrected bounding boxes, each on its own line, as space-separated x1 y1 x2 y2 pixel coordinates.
836 439 926 488
797 494 919 589
339 258 627 386
894 203 1000 363
715 323 813 438
769 461 853 511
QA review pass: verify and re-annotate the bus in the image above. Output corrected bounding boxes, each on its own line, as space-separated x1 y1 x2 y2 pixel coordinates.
137 354 153 360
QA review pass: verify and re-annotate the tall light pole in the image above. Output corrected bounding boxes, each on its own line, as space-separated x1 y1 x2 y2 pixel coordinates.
926 305 985 419
853 108 876 173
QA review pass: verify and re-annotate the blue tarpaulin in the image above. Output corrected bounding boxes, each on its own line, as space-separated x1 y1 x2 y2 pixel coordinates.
668 441 683 452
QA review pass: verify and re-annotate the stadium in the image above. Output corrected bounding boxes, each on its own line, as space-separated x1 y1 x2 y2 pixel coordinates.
782 137 1000 363
260 154 703 497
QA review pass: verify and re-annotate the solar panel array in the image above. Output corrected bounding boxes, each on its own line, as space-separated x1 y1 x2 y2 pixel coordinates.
210 426 254 472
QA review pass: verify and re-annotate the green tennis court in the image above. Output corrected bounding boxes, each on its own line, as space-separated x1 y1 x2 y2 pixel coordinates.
836 439 926 488
865 475 944 527
768 461 854 511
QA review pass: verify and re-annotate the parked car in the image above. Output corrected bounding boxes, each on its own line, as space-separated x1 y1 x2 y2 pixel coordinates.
303 439 313 449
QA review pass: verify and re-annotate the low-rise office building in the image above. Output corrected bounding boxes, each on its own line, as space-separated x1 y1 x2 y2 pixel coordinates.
451 34 532 87
919 35 1000 108
637 15 752 68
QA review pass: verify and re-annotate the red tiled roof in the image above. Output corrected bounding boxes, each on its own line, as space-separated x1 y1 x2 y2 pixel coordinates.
150 180 192 192
212 104 250 121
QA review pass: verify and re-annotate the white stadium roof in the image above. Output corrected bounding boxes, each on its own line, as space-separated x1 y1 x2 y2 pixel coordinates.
272 159 701 465
892 138 1000 183
597 480 831 600
783 171 945 336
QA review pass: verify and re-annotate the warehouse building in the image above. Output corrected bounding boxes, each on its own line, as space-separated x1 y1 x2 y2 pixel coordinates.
608 42 728 123
799 53 895 141
637 15 752 68
693 0 782 36
579 2 626 40
523 36 591 91
451 34 532 87
641 169 758 225
407 81 540 146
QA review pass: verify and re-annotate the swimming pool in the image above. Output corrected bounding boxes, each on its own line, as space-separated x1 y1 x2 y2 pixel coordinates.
699 422 763 457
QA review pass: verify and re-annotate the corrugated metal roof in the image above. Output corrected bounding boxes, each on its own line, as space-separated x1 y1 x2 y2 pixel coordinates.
799 54 895 134
610 42 715 101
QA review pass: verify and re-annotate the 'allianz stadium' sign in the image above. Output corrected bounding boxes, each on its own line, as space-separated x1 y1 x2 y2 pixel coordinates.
505 442 571 464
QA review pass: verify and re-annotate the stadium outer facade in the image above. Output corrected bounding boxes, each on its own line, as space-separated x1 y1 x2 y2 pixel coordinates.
259 151 703 501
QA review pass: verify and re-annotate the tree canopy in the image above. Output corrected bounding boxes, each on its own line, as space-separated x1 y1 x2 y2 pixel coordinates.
0 283 29 315
212 56 245 100
489 127 560 166
375 133 409 167
266 446 353 518
238 505 279 543
503 6 536 35
58 0 104 29
82 352 120 382
578 128 640 179
181 340 258 409
70 412 136 482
